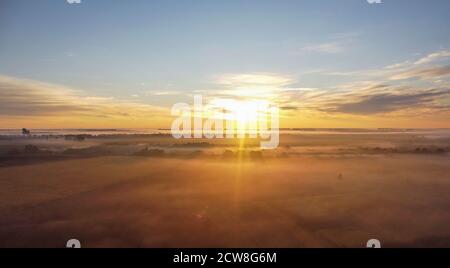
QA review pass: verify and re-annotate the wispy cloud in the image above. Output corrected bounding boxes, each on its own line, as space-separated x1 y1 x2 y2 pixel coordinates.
301 42 345 54
313 50 450 80
217 73 293 87
203 63 450 119
0 75 168 119
212 73 294 99
299 32 358 54
414 50 450 65
147 91 181 96
253 50 450 117
390 66 450 80
323 89 449 115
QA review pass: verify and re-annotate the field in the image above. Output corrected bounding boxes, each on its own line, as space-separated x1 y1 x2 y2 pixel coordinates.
0 131 449 247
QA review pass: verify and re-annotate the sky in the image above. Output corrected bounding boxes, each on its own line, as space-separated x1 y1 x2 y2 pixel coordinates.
0 0 449 128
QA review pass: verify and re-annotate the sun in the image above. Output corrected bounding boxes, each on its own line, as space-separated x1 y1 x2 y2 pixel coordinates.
207 98 271 135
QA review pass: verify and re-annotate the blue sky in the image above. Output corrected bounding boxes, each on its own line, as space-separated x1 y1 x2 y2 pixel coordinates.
0 0 449 128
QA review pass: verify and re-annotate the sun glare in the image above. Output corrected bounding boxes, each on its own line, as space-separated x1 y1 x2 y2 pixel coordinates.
207 98 272 134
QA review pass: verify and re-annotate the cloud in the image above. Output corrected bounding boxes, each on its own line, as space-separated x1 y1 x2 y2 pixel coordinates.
0 76 87 116
212 73 294 99
390 66 450 80
299 32 358 54
325 90 449 115
147 91 181 96
385 61 412 70
64 50 77 58
301 42 344 54
414 50 450 65
287 50 450 117
210 72 444 116
279 106 299 111
208 50 450 119
217 73 293 87
0 75 167 118
314 51 450 80
268 73 450 116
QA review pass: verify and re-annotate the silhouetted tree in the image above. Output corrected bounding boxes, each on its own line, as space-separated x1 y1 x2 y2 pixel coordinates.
22 128 31 135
